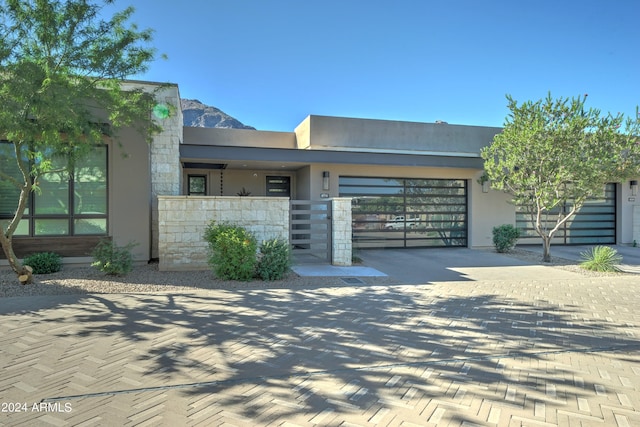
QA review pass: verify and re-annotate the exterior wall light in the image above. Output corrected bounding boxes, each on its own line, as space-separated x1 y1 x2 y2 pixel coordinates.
630 180 638 196
322 171 330 191
477 173 490 193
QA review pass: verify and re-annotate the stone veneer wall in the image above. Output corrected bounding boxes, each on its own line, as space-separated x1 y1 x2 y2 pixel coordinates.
149 85 183 258
331 198 352 266
158 196 289 271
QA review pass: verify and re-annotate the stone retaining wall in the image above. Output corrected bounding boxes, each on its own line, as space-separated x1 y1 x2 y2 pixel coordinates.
158 196 289 271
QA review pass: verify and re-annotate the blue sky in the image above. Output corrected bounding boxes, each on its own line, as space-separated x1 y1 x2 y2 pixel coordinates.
105 0 639 131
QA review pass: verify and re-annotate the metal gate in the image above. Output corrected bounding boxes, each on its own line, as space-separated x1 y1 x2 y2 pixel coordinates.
290 200 332 263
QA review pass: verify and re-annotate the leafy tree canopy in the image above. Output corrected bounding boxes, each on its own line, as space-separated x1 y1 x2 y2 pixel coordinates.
0 0 162 282
481 93 640 261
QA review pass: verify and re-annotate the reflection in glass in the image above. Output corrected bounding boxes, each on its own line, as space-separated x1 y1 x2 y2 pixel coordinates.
35 219 69 236
342 177 467 248
75 218 107 235
74 147 107 214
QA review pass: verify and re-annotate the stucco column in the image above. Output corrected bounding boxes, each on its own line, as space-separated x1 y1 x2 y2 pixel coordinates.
331 197 352 266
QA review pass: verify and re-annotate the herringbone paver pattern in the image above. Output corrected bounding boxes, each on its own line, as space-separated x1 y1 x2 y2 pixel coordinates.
1 276 639 426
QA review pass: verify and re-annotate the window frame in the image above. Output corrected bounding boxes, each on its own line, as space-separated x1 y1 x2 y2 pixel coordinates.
0 141 109 237
187 174 207 196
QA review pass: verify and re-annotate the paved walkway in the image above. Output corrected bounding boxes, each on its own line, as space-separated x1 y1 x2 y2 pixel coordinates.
1 268 639 426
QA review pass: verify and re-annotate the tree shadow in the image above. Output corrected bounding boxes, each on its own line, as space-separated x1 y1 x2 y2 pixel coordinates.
43 284 639 424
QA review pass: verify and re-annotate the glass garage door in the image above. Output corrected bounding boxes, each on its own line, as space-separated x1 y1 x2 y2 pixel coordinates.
339 177 467 249
516 183 616 245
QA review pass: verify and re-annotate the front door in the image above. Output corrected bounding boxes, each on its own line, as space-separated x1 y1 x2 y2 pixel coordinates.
266 176 291 198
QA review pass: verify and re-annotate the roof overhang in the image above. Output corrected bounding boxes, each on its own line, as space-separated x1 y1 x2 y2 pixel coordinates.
180 144 484 169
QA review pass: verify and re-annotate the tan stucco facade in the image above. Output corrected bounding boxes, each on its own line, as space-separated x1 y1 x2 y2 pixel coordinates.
6 81 640 270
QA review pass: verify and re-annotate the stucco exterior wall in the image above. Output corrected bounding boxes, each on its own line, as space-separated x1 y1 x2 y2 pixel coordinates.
183 127 296 149
299 115 501 156
182 169 296 197
158 196 289 271
633 205 640 244
109 128 151 261
619 180 640 245
467 172 516 247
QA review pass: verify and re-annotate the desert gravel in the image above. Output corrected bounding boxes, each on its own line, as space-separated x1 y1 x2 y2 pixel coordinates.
0 249 629 298
0 263 397 298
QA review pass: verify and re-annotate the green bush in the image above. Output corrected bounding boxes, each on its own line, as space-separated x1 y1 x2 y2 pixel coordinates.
91 239 136 275
580 246 622 272
492 224 520 253
204 222 257 281
23 252 62 274
256 238 291 280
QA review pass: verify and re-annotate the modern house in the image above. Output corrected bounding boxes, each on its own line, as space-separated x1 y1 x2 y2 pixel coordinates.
2 80 640 270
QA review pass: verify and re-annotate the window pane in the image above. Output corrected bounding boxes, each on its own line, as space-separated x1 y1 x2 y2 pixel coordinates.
74 218 107 235
188 175 206 195
35 155 69 215
0 142 22 215
0 219 29 236
35 219 69 236
74 147 107 214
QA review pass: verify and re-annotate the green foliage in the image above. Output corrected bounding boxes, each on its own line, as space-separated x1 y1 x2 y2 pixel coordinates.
481 93 640 260
0 0 162 278
492 224 520 253
580 246 622 272
204 222 257 281
91 239 136 276
256 239 291 280
23 252 62 274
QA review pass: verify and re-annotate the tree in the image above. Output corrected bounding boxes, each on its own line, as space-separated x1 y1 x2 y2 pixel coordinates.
0 0 162 283
481 93 640 262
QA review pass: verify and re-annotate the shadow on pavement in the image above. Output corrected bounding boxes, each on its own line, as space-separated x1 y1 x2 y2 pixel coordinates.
22 284 638 425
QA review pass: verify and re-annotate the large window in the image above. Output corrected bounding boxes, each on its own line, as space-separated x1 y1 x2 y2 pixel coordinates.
340 177 468 248
0 142 108 236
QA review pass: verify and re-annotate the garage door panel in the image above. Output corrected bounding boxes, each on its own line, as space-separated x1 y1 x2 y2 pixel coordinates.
342 177 468 249
516 183 616 245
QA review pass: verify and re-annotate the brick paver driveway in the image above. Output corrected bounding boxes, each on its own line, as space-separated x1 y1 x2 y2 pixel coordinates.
1 274 639 426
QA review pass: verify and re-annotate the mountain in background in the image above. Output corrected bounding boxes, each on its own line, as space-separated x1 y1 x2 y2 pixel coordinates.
181 99 255 130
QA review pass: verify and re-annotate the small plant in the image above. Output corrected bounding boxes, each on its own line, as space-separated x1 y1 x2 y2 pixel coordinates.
237 187 251 196
91 239 136 275
204 222 257 281
256 238 291 280
580 246 622 272
23 252 62 274
492 224 520 253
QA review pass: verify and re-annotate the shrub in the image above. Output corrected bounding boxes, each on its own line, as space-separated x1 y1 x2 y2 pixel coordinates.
23 252 62 274
256 239 291 280
204 222 257 281
91 239 136 275
580 246 622 272
492 224 520 253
